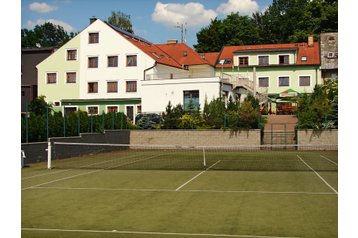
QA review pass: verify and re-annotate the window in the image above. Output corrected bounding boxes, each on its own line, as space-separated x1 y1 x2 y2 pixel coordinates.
278 77 290 87
88 57 98 68
299 76 310 87
126 55 137 66
66 72 76 83
107 81 118 93
107 106 118 113
47 73 57 84
259 77 269 87
258 56 269 65
108 56 118 67
87 106 99 115
279 55 289 65
238 57 249 66
64 106 77 115
89 33 99 44
183 90 199 111
301 56 307 62
126 81 137 92
67 50 77 60
88 82 98 93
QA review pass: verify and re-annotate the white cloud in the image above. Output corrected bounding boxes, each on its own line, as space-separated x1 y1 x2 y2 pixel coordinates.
27 19 75 32
217 0 259 16
29 2 58 13
152 2 217 28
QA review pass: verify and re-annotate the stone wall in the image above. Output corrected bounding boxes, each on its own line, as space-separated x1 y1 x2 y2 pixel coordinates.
297 129 338 149
130 130 261 146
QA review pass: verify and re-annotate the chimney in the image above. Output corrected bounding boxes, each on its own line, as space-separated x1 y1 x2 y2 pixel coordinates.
167 39 178 44
308 35 314 47
90 16 97 24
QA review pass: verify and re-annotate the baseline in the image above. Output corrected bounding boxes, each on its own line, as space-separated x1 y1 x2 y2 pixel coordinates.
296 155 338 194
21 227 301 238
31 186 337 195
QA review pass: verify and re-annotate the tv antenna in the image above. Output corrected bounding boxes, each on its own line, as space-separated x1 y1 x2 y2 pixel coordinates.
176 22 187 43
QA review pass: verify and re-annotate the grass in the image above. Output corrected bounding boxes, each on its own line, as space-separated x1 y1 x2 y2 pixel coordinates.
22 150 338 238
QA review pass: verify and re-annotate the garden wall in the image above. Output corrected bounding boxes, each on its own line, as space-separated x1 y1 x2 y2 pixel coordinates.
297 129 338 148
130 130 261 146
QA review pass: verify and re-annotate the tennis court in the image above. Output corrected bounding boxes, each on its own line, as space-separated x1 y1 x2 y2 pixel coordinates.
22 143 338 238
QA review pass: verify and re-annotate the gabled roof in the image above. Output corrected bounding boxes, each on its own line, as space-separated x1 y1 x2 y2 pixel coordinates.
216 42 320 68
106 22 182 69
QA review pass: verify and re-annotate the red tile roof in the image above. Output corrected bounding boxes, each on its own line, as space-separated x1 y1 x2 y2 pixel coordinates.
216 43 320 68
200 52 220 66
156 43 212 66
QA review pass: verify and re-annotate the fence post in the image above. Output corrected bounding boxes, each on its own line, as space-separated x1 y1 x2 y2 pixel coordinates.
46 104 49 141
63 113 66 137
26 102 29 143
77 112 81 135
47 141 52 169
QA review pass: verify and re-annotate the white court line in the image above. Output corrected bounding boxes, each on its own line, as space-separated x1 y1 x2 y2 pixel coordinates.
22 169 73 180
21 227 301 238
175 160 221 191
22 154 163 191
32 186 337 195
320 155 338 166
297 155 338 194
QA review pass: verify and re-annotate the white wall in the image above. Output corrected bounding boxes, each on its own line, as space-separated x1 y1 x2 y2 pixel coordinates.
141 77 221 113
79 20 156 99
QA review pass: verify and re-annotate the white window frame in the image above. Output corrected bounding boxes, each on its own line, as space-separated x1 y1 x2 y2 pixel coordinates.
278 75 290 87
237 55 250 66
106 105 119 113
298 75 311 87
257 55 269 66
107 55 119 68
65 71 77 84
107 80 118 93
125 80 138 93
87 81 99 94
63 106 78 116
278 54 290 65
86 105 100 115
66 48 78 61
258 76 270 88
45 71 58 85
126 54 138 67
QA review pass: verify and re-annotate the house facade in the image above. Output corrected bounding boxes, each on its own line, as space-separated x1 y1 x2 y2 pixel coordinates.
320 32 338 80
21 47 57 113
213 38 321 113
37 18 226 121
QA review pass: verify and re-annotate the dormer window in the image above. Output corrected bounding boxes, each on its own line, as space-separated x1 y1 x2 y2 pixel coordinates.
301 56 307 62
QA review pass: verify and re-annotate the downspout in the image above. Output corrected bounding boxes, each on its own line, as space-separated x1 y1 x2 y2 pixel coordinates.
143 61 158 81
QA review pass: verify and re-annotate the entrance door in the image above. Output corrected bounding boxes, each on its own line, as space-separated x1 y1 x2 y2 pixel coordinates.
126 106 134 122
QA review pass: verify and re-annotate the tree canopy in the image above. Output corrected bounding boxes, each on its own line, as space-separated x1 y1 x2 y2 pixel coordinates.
108 11 134 34
194 0 338 52
21 22 74 48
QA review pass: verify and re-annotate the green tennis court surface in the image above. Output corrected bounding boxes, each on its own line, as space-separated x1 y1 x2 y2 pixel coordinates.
22 148 338 238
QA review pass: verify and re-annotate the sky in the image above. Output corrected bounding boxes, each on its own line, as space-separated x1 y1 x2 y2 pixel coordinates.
21 0 273 47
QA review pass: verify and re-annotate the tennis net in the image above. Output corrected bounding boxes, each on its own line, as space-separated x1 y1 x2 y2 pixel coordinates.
48 142 338 171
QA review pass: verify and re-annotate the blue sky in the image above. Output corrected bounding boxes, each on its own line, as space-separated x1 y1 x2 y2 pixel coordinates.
21 0 273 47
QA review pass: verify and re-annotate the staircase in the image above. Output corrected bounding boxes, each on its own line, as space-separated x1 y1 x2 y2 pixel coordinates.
222 74 268 104
262 115 298 145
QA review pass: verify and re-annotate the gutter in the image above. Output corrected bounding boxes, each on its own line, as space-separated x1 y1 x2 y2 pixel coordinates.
143 61 157 81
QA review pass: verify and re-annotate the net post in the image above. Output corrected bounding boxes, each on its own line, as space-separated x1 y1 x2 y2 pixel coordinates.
202 147 206 168
47 141 52 169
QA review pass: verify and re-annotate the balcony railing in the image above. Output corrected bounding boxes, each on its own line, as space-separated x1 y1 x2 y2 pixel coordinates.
145 72 216 80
